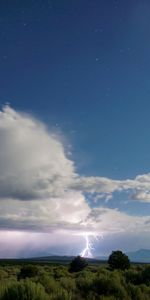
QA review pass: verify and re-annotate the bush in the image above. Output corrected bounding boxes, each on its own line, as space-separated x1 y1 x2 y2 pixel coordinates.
38 275 60 294
49 289 72 300
76 275 93 295
141 266 150 285
100 297 117 300
53 266 69 279
18 265 39 280
1 280 49 300
59 277 76 292
124 269 142 285
0 270 8 280
69 256 88 273
92 276 127 299
128 283 143 300
1 261 150 300
108 251 130 270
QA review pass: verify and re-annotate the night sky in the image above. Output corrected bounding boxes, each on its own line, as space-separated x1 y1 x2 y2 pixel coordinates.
0 0 150 257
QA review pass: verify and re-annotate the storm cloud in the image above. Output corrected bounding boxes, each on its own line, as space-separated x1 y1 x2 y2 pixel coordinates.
0 105 149 254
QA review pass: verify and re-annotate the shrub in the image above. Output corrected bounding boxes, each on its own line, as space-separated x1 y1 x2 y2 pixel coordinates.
53 266 69 279
49 289 72 300
128 283 144 300
76 275 93 295
124 269 142 285
0 282 9 299
100 297 117 300
141 266 150 285
18 265 39 280
92 276 127 299
59 277 76 292
1 280 49 300
38 275 60 294
69 256 88 273
1 262 150 300
0 270 8 280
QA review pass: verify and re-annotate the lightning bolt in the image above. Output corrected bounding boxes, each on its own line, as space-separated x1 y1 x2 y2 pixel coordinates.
80 234 93 258
80 233 103 258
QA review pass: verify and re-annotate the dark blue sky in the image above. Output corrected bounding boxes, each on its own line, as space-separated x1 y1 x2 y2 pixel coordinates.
1 0 150 179
0 0 150 256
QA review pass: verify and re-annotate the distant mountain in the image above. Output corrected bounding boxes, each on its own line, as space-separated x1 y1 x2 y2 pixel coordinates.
2 250 150 263
96 249 150 263
26 255 101 264
28 249 150 263
126 249 150 263
95 255 107 261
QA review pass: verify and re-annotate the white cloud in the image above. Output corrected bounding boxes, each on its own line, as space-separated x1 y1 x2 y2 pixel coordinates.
0 105 90 233
0 105 149 244
0 192 90 232
72 176 121 200
0 105 76 200
73 174 150 203
85 207 150 234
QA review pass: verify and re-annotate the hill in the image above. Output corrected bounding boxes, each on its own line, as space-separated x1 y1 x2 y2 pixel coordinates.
96 249 150 263
126 249 150 263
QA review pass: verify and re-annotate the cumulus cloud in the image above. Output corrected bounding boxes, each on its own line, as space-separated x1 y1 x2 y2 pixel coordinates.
0 105 90 233
73 174 150 203
72 176 121 200
0 105 77 200
85 207 150 234
0 105 149 243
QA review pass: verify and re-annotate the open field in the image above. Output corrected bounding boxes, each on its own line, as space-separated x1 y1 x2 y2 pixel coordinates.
0 259 150 299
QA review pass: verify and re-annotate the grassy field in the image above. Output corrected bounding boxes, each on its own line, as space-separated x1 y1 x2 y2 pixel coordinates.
0 259 149 299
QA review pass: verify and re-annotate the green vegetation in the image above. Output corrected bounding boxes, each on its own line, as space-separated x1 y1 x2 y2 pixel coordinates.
69 256 88 272
0 256 149 300
108 251 130 270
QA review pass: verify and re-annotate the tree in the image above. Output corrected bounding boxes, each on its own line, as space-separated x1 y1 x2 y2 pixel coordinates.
108 250 130 270
69 256 88 272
